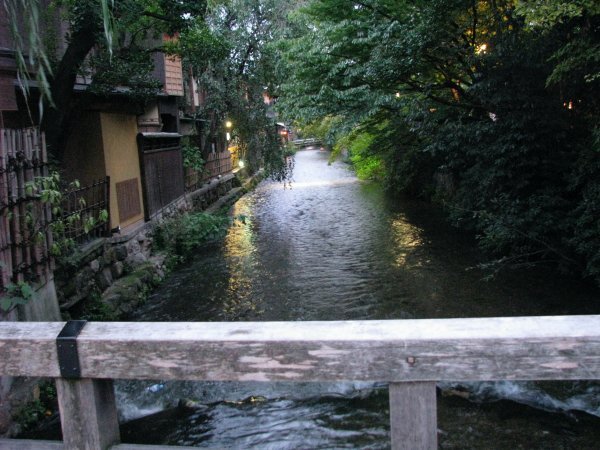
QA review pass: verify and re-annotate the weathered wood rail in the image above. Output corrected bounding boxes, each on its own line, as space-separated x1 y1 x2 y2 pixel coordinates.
1 315 600 449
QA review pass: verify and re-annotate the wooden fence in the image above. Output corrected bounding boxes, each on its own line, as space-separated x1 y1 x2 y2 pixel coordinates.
138 133 186 220
204 150 232 180
60 177 110 244
185 150 233 193
0 128 52 289
0 315 599 449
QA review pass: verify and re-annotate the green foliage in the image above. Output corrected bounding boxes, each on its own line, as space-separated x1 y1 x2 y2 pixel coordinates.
88 46 163 102
77 290 119 321
1 172 108 312
299 116 343 150
262 130 292 183
14 399 46 431
422 24 595 276
283 142 297 158
13 381 57 432
276 0 600 285
514 0 597 29
25 172 108 257
179 0 296 180
152 212 231 265
515 0 600 100
567 130 600 280
2 0 116 111
337 130 382 180
351 153 383 181
0 281 34 312
174 21 230 70
181 137 205 172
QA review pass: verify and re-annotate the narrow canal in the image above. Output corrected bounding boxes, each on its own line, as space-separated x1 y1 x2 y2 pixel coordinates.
118 149 600 448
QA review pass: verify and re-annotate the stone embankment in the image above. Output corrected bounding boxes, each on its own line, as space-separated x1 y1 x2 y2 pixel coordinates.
56 171 262 319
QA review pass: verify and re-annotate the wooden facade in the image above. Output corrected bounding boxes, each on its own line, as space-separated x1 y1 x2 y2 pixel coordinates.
137 133 185 219
184 150 234 193
152 35 184 97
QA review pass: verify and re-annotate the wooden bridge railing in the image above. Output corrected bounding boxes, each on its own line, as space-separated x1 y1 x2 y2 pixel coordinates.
1 315 600 449
292 138 322 148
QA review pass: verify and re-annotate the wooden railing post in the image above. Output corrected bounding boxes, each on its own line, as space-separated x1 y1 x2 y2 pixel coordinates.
389 382 437 450
55 378 120 450
1 317 599 449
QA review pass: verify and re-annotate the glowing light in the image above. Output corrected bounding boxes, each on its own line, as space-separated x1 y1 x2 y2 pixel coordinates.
390 217 424 268
226 132 231 141
239 160 245 168
476 43 487 54
225 121 233 128
395 92 401 98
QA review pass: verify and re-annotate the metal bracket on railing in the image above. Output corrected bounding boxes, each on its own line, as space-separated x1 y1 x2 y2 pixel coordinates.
56 320 87 379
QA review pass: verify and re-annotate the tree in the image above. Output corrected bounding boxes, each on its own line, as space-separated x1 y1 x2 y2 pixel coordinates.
174 0 295 178
276 0 600 284
3 0 208 159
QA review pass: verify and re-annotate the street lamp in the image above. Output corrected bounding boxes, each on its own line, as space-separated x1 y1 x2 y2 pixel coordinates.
225 120 233 141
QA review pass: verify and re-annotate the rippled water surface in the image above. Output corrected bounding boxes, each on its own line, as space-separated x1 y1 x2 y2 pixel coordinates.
120 149 600 448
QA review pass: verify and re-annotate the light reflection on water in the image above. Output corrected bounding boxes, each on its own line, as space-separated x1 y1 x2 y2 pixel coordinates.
122 149 600 448
390 216 425 268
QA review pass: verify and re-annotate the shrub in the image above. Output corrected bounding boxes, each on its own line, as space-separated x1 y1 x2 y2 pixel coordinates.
152 212 231 264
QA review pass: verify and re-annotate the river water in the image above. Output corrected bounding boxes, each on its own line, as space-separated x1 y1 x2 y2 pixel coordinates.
117 149 600 448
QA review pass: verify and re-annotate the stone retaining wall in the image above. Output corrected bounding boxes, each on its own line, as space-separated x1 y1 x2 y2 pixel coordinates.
55 173 243 319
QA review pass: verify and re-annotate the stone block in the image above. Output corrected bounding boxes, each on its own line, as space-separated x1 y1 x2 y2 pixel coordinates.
125 253 147 268
75 267 94 292
114 244 129 262
89 259 101 272
95 267 114 291
111 262 124 279
127 240 141 255
104 246 117 263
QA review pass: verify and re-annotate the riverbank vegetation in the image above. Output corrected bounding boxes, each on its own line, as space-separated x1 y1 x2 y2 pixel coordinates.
152 212 231 268
275 0 600 285
5 0 598 286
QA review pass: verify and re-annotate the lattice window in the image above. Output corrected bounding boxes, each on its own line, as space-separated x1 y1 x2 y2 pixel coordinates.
116 178 141 223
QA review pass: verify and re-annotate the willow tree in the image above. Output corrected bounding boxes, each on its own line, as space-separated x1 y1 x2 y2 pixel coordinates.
3 0 208 159
174 0 295 178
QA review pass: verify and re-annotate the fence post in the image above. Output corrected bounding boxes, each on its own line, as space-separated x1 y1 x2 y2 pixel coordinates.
389 382 437 450
55 378 121 450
